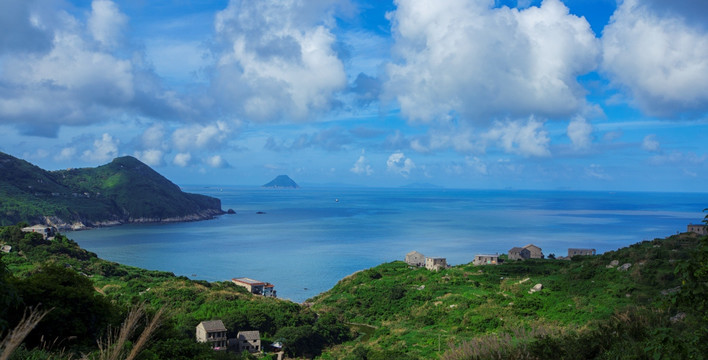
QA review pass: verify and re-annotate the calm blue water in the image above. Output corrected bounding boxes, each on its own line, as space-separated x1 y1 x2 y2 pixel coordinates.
68 187 707 303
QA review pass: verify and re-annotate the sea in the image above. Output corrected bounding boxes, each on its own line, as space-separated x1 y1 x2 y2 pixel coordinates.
68 187 708 303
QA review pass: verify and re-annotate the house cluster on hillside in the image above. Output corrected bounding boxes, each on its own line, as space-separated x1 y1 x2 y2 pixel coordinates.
405 251 448 271
196 320 265 354
407 243 600 269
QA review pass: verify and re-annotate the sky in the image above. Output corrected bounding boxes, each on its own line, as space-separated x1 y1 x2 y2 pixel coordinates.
0 0 707 191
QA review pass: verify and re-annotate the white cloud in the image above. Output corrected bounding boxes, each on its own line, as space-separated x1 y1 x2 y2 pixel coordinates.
466 156 488 175
173 152 192 167
134 149 163 166
350 150 373 175
88 0 127 49
0 1 191 137
567 116 593 150
211 0 347 122
82 133 119 162
649 151 706 165
141 124 167 150
586 164 611 180
206 154 229 168
172 121 232 151
642 134 660 152
485 118 550 157
54 147 77 161
602 0 708 117
385 0 599 125
387 152 415 176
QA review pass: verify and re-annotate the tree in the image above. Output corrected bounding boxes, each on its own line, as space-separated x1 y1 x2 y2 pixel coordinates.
11 264 119 348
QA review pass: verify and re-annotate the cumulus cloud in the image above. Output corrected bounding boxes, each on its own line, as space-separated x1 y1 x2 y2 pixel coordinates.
206 155 229 168
82 133 119 162
385 0 599 125
642 134 660 152
0 0 192 137
567 116 593 150
351 150 373 175
172 121 232 151
54 147 77 161
88 0 127 49
485 118 550 157
134 149 164 166
173 152 192 167
602 0 708 117
211 0 347 122
386 152 415 176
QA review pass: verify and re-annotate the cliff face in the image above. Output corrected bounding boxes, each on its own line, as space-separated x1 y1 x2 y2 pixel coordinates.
0 152 224 228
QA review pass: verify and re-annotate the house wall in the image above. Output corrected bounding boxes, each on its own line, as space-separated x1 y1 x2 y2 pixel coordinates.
425 257 446 271
687 224 708 235
524 245 543 259
405 252 425 266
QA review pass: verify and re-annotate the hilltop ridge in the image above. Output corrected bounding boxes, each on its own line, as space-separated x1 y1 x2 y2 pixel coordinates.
0 152 223 228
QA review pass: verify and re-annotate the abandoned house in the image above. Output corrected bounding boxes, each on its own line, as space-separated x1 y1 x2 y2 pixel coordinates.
231 277 276 297
405 251 425 267
523 244 543 259
568 248 596 257
196 320 228 350
508 246 531 260
425 257 447 271
687 224 708 235
235 330 261 353
472 254 499 266
21 225 56 240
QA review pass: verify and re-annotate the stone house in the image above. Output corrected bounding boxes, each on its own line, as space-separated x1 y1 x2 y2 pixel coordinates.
472 254 499 266
568 248 596 257
196 320 228 350
21 225 56 240
508 247 530 261
425 257 447 271
687 224 708 235
523 244 543 259
232 277 276 297
405 251 425 267
235 330 261 353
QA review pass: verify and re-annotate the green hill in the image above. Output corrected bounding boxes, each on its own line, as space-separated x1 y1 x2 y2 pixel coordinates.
262 175 299 188
0 152 223 228
309 232 708 359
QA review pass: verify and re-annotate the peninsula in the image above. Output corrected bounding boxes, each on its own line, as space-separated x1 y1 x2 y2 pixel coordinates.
0 152 224 229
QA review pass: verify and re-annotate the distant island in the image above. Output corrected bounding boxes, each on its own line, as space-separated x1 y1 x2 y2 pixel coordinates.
262 175 299 189
0 152 224 229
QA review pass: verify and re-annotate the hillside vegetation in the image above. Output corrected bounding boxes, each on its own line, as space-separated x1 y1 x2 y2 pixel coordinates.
0 152 223 228
310 232 708 359
0 224 351 359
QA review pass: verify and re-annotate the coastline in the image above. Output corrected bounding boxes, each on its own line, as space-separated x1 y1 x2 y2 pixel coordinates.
45 208 226 231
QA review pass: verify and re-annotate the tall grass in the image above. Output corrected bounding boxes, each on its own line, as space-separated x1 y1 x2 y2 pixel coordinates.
0 306 52 360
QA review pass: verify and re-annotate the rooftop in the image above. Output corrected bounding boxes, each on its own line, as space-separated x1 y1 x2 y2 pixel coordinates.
232 277 266 286
237 330 260 341
198 320 226 332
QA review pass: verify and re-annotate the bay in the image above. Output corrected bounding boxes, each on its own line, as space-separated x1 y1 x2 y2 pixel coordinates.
68 187 707 303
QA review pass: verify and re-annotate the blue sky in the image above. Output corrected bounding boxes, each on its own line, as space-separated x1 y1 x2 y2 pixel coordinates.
1 0 707 191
